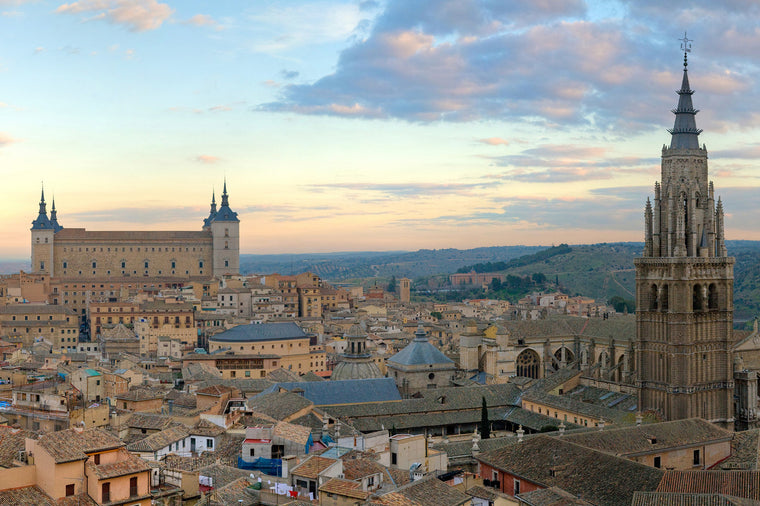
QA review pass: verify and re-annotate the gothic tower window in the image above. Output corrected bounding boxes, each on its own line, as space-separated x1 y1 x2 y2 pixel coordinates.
650 284 658 310
693 284 703 311
661 285 669 312
708 283 718 310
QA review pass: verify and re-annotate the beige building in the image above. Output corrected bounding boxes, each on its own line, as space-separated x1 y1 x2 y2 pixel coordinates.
30 184 239 280
0 304 79 351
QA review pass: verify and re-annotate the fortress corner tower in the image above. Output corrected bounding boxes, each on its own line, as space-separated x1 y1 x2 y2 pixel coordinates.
635 39 734 427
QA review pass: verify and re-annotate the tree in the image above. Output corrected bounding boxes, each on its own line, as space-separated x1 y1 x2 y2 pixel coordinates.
387 275 397 293
480 397 491 439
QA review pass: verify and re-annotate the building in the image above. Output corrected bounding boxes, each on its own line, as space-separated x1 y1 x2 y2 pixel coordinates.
635 48 734 425
331 324 384 381
207 322 326 374
29 182 239 279
0 304 79 351
386 324 456 396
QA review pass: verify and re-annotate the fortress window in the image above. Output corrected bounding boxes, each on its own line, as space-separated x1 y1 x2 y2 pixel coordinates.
40 261 45 270
225 260 229 267
45 238 48 243
121 261 126 268
171 261 176 269
144 261 149 269
199 261 204 268
92 262 96 269
63 262 67 269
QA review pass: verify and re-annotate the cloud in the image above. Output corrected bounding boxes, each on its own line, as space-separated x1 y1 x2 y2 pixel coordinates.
305 181 499 198
67 205 201 223
478 137 509 146
257 0 760 132
196 155 220 164
56 0 173 32
281 69 299 80
0 132 18 146
181 13 217 28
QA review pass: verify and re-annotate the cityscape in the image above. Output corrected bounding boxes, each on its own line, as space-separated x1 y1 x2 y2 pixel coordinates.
3 1 760 506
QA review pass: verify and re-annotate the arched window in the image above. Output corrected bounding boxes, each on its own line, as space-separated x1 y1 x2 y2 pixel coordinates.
650 284 658 311
552 347 574 370
516 349 541 379
661 285 669 312
693 284 703 311
708 283 718 310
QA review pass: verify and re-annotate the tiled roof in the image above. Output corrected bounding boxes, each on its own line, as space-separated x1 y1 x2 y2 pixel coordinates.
291 456 338 479
37 428 123 464
0 426 33 467
657 471 760 501
319 478 370 499
632 491 757 506
387 337 454 367
517 486 593 505
563 418 733 456
125 413 174 430
375 475 470 506
246 391 313 421
197 463 253 489
259 377 401 406
209 322 307 342
116 387 166 402
85 449 151 479
127 425 189 452
719 429 760 470
192 419 226 437
476 435 664 506
464 486 497 501
196 384 236 397
341 458 385 481
272 421 311 444
0 486 54 505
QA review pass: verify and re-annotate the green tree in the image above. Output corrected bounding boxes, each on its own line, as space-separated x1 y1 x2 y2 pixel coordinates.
387 275 397 293
480 397 491 439
431 311 443 320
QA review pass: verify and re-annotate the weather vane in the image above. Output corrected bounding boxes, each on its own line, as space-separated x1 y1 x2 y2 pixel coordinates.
679 32 692 68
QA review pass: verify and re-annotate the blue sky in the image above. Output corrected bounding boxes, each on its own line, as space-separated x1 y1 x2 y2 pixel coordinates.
2 0 760 258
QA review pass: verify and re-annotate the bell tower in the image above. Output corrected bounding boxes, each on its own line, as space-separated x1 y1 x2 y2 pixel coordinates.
635 35 734 427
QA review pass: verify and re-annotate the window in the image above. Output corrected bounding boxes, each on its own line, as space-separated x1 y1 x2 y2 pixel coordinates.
94 453 100 465
101 482 110 503
654 456 661 468
513 479 519 495
207 439 213 449
130 476 138 497
391 452 397 465
693 449 701 466
65 484 75 497
250 448 255 457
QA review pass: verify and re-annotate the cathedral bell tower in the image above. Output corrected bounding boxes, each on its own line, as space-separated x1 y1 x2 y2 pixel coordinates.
635 36 734 427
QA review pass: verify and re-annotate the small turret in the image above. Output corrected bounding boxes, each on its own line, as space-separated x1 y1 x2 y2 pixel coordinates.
31 185 53 230
50 197 63 232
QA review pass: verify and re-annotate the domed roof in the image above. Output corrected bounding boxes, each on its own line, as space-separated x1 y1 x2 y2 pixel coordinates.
331 360 383 381
344 324 366 340
387 324 454 367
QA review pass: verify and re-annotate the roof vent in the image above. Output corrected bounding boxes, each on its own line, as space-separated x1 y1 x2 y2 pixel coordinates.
648 436 657 444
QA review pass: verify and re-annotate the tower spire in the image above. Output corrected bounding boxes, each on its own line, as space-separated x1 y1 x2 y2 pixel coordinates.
221 178 229 207
39 183 47 216
50 195 62 232
668 32 702 149
210 189 217 213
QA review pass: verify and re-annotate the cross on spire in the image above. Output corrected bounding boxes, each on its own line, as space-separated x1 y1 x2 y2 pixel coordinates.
679 32 692 68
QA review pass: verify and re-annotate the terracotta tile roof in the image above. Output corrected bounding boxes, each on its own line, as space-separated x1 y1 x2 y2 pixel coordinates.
0 485 54 505
116 387 166 402
375 475 470 506
37 428 123 464
127 425 189 453
125 412 174 430
719 429 760 470
196 384 236 397
272 421 311 445
246 391 313 421
632 491 757 506
516 486 594 505
341 458 386 481
657 471 760 501
464 486 497 501
191 419 226 437
291 456 339 479
319 478 371 499
0 426 33 467
476 435 664 506
86 449 151 479
563 418 733 456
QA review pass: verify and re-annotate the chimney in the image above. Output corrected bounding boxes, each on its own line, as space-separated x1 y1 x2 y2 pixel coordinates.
558 422 565 435
635 413 643 426
516 425 524 443
598 419 605 431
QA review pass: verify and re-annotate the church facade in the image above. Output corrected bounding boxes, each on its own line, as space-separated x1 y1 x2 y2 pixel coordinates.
30 183 240 279
635 49 734 426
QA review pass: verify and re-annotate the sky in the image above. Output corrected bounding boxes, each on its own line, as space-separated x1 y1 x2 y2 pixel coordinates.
2 0 760 259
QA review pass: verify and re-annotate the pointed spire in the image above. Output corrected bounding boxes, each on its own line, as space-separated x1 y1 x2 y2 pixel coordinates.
38 184 47 216
50 195 62 232
221 177 229 207
668 33 702 149
210 190 217 213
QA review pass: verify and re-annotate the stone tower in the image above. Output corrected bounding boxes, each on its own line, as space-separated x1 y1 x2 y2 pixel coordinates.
206 180 240 276
399 277 411 303
635 43 734 427
30 186 55 276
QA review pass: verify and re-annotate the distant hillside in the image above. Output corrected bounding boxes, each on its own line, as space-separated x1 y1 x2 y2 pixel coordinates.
240 246 545 280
